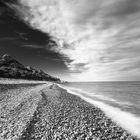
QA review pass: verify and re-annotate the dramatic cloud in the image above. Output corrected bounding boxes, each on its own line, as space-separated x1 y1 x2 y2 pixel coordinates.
8 0 140 81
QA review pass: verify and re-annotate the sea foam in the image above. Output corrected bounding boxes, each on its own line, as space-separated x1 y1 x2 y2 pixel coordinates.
58 84 140 138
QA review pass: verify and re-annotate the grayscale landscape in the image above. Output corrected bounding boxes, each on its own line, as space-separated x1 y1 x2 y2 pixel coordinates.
0 0 140 139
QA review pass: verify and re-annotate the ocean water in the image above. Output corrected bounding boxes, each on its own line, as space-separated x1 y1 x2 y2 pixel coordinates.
61 81 140 138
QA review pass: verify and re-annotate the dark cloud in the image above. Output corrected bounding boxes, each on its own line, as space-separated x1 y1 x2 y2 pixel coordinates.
22 44 44 49
69 63 88 73
120 62 140 72
103 45 140 62
0 0 17 4
106 0 140 18
75 0 140 30
0 7 5 16
74 1 102 26
1 0 140 81
99 0 140 29
0 0 69 80
98 56 119 64
0 0 18 13
0 37 17 41
0 1 60 52
0 0 53 46
0 45 68 73
74 63 87 70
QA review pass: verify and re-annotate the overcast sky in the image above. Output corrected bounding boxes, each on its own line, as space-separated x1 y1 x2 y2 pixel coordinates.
0 0 140 81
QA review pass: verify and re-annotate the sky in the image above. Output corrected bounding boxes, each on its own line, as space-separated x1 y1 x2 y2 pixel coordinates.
0 0 140 81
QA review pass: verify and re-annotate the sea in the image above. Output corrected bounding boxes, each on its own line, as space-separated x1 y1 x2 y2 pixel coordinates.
60 81 140 138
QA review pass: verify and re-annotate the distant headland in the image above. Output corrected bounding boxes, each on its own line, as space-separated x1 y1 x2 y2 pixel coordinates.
0 54 61 82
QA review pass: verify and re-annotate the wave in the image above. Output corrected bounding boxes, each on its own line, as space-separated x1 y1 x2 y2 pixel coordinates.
62 86 132 106
58 84 140 138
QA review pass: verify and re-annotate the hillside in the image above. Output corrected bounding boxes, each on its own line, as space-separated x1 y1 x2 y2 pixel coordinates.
0 54 60 82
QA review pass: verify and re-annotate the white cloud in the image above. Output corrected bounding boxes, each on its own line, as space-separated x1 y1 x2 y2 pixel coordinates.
9 0 140 81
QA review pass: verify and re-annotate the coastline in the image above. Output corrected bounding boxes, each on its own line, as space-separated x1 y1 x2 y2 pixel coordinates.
58 84 140 138
0 81 138 139
55 84 139 139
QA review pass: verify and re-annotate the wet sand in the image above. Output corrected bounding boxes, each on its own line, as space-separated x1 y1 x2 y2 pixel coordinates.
0 82 138 140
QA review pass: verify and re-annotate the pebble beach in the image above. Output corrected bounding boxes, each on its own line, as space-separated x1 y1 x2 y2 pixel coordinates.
0 82 139 140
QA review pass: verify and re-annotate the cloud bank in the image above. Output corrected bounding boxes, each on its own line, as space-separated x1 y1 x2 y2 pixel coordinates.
9 0 140 81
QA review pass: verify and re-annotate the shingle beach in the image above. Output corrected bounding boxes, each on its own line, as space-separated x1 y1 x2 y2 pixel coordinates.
0 82 138 140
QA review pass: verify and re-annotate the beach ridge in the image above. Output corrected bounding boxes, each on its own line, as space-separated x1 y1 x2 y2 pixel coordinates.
0 82 138 139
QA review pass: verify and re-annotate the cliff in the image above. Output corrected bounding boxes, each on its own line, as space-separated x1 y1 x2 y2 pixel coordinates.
0 54 60 82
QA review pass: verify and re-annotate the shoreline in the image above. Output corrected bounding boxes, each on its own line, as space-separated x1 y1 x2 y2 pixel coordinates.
58 84 140 139
0 81 138 139
41 84 138 139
